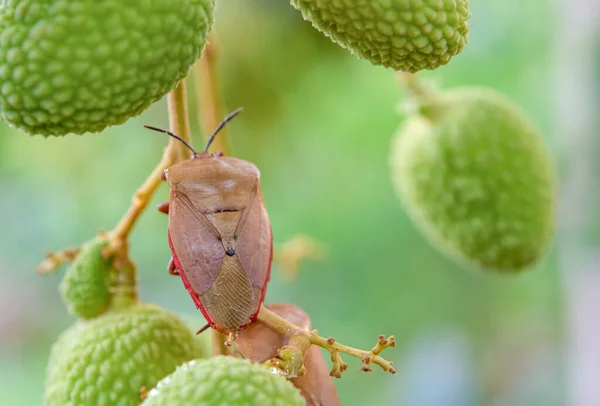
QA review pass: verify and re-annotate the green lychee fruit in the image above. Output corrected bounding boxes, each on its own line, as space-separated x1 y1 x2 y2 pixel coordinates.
390 87 555 273
142 356 305 406
290 0 470 73
59 238 114 319
0 0 215 136
45 303 206 406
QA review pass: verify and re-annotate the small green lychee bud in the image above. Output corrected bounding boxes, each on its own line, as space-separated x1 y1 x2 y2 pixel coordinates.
44 303 205 406
390 87 555 273
0 0 215 136
142 356 305 406
290 0 470 73
59 238 114 319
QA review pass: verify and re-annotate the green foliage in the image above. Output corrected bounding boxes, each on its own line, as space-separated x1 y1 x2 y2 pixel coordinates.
59 238 113 319
44 303 208 406
390 87 555 273
0 0 215 136
142 356 305 406
290 0 470 72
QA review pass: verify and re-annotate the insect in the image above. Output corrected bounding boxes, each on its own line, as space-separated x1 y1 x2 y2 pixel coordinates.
144 108 272 338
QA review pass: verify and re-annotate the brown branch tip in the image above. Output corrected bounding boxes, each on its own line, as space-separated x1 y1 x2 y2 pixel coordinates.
256 306 396 379
36 247 80 274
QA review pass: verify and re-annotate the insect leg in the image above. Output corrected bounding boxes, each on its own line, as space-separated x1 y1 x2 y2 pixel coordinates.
157 202 170 214
167 257 179 276
224 332 238 347
196 323 211 335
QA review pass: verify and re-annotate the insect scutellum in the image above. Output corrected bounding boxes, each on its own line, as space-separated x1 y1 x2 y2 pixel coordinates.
143 107 244 158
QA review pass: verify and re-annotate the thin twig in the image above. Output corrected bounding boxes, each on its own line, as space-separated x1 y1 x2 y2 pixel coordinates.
36 247 80 274
257 306 396 378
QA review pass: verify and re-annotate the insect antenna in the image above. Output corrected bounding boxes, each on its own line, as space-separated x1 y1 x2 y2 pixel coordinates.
204 107 244 152
143 125 197 155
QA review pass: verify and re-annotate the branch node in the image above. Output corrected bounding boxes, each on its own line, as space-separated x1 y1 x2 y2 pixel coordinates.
262 342 307 378
371 335 396 355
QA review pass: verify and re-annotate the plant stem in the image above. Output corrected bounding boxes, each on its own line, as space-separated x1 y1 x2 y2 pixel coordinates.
193 35 233 355
194 36 232 156
257 306 396 378
212 332 230 357
108 81 192 252
396 72 442 119
110 254 138 309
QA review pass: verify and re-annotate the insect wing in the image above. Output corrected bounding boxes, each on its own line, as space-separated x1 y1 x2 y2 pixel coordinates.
169 191 224 294
235 187 272 291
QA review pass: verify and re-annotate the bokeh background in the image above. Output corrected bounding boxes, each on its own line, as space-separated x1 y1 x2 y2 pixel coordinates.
1 1 598 405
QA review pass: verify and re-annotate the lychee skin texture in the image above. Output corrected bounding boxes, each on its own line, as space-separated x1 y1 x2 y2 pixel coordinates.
142 356 305 406
44 304 207 406
390 88 555 273
59 238 113 319
0 0 215 136
290 0 470 73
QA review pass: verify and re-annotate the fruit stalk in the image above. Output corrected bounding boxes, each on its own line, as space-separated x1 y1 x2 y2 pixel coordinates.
192 36 235 356
396 72 442 119
109 80 192 249
108 253 138 310
194 36 232 156
257 306 396 378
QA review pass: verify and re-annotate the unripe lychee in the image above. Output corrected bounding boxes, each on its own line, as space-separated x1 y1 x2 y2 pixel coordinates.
290 0 470 72
142 356 305 406
390 87 555 273
59 238 114 319
0 0 215 136
44 303 206 406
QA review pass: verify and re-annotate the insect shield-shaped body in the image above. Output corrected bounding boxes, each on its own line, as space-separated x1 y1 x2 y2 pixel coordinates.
146 109 272 335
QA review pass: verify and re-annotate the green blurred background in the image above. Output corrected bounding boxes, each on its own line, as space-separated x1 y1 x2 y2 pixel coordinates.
0 1 590 405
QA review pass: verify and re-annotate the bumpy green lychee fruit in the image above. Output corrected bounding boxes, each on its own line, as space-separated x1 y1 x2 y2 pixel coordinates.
58 238 114 319
142 356 305 406
390 87 555 273
45 303 206 406
0 0 215 136
290 0 470 72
